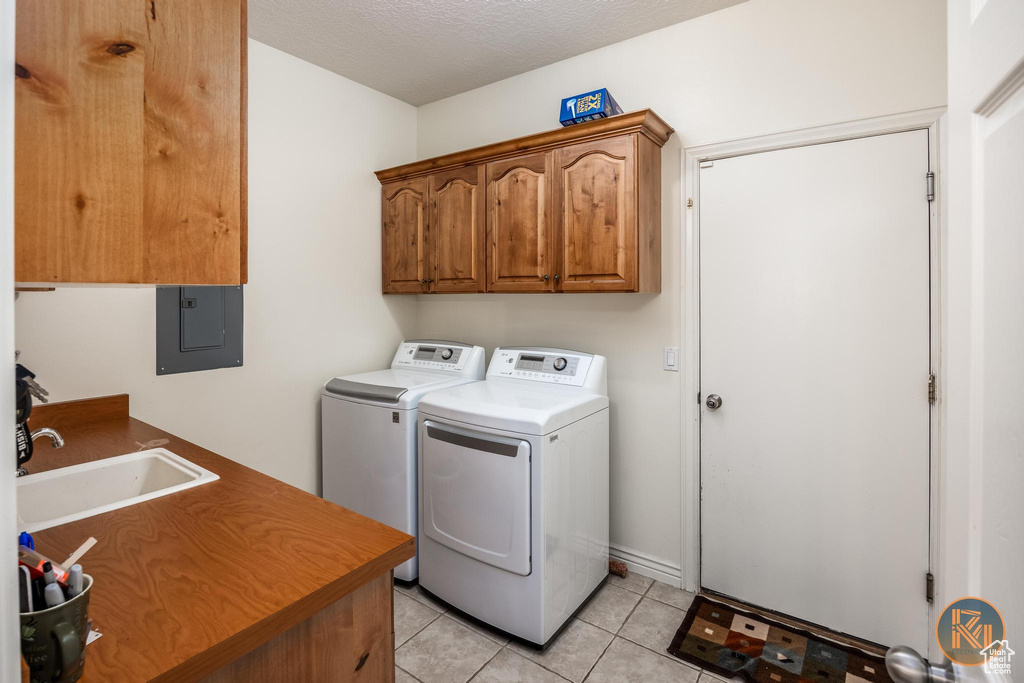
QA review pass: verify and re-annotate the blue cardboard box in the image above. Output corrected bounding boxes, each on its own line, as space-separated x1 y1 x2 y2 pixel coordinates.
559 88 624 126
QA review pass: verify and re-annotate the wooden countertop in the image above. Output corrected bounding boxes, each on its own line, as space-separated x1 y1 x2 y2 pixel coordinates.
23 395 415 682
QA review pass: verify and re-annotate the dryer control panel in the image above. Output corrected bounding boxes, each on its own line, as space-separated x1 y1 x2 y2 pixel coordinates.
489 348 599 388
392 341 481 373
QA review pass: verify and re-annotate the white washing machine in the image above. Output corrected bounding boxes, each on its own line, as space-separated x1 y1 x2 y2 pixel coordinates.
417 347 609 647
322 340 486 582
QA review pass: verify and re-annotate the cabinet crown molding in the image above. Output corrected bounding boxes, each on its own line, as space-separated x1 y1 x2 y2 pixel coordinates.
375 109 673 183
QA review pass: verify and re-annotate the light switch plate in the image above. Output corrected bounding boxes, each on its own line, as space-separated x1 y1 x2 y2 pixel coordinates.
664 346 679 372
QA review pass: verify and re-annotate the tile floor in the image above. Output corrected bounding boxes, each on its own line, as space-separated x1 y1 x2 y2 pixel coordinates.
394 575 734 683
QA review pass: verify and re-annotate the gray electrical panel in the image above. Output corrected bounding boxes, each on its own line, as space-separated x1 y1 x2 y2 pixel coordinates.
156 286 243 375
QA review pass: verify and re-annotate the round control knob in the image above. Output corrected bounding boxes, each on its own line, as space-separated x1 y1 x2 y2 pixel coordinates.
441 348 454 360
553 357 568 372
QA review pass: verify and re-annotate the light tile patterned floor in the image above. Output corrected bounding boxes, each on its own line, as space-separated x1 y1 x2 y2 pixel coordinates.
394 578 733 683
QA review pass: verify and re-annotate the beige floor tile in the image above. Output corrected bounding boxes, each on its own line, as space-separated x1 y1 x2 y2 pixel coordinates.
577 584 642 633
446 609 511 646
605 571 654 595
698 671 741 682
395 591 443 648
645 581 697 611
586 637 700 683
396 666 420 683
618 597 686 655
395 582 448 613
470 648 569 682
396 616 503 683
509 619 613 683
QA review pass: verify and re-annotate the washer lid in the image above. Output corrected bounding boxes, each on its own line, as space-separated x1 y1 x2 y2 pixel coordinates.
321 368 481 409
324 378 407 404
418 379 609 435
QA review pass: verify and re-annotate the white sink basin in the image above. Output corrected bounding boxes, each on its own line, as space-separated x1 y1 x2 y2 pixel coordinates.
17 448 220 533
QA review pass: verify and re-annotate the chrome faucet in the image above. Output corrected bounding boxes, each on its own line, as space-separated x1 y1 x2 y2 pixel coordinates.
16 427 65 477
31 427 64 449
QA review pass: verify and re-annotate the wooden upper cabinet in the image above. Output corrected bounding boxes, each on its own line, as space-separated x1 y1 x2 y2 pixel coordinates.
382 178 430 293
554 136 636 292
375 110 672 294
486 153 553 292
431 166 485 293
14 0 248 285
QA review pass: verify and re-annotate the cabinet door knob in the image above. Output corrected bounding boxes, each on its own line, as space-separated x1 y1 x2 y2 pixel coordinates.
543 274 550 281
427 278 434 283
554 274 560 281
421 279 427 284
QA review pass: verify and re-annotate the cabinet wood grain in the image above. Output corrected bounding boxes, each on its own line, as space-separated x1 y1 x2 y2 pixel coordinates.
554 136 636 292
14 0 247 285
486 153 553 292
200 573 395 683
382 177 430 293
376 110 672 295
431 166 485 292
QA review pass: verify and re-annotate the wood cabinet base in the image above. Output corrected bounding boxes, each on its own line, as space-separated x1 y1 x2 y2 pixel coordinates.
201 572 395 683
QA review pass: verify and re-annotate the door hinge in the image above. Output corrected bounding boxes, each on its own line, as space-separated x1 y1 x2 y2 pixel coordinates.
697 391 702 404
926 572 935 603
926 172 935 202
928 374 936 404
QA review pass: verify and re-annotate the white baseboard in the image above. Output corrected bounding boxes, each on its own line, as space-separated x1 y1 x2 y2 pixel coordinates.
609 543 682 588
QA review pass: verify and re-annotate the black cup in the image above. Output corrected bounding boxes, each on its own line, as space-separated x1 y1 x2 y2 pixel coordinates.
20 574 92 683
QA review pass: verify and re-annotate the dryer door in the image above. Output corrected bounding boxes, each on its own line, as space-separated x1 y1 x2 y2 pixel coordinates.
421 420 531 576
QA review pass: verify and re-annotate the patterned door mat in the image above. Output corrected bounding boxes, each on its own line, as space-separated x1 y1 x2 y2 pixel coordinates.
667 595 892 682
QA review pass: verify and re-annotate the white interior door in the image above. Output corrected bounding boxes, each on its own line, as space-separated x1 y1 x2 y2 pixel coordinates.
699 131 931 651
946 0 1024 658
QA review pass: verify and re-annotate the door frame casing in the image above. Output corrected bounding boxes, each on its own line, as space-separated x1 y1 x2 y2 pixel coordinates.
679 107 945 653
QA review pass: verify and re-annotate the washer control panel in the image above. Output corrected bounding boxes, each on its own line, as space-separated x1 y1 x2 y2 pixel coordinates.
393 342 469 371
490 348 593 386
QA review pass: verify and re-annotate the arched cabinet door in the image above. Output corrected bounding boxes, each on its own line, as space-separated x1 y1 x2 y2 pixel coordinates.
485 153 554 292
553 136 637 292
430 166 485 292
381 177 430 293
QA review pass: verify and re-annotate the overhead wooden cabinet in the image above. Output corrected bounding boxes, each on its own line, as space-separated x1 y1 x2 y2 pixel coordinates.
486 153 552 293
382 177 430 293
375 110 672 294
14 0 248 285
382 168 486 294
431 166 485 293
554 135 638 292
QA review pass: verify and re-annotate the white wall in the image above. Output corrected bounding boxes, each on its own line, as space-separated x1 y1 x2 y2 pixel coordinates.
14 40 418 494
413 0 947 578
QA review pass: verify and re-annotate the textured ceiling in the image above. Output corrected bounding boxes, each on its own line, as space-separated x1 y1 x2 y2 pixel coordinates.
249 0 746 106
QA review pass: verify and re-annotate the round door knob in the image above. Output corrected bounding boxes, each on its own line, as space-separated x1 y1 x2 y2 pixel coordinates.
705 394 723 411
441 348 453 360
553 357 567 371
420 279 427 284
543 274 550 281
